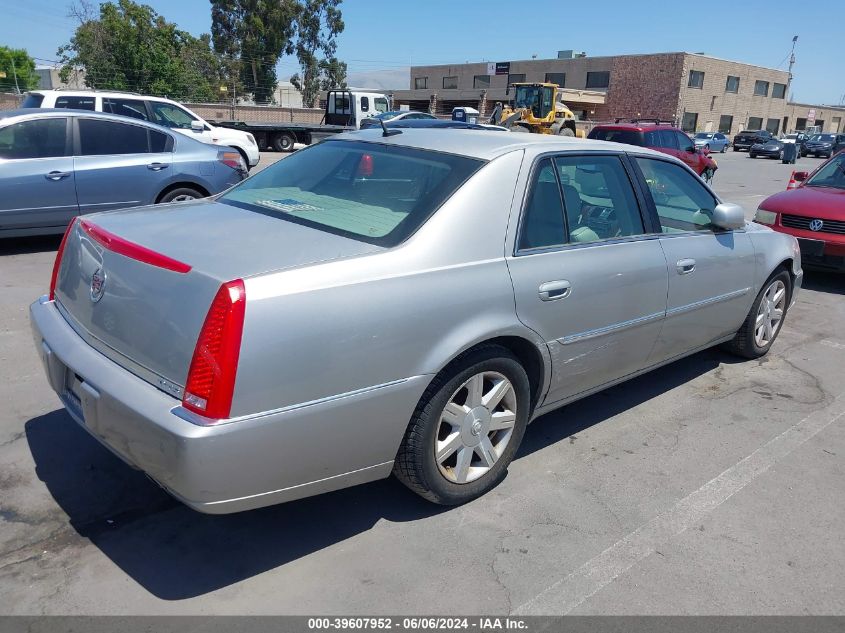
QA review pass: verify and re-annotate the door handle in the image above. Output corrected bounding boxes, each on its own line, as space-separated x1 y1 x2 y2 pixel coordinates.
44 171 71 181
147 162 169 171
539 280 571 301
676 258 696 275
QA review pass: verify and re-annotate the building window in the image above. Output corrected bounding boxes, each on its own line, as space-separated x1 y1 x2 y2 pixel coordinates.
748 116 763 130
507 73 526 86
442 76 458 89
688 70 705 89
585 71 610 89
772 83 786 99
473 75 490 89
545 72 566 87
681 112 699 132
754 80 769 97
414 77 427 90
765 118 780 134
725 75 740 93
796 117 807 130
718 115 733 134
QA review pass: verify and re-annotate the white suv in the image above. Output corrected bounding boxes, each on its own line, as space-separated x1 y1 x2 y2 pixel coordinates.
22 90 260 169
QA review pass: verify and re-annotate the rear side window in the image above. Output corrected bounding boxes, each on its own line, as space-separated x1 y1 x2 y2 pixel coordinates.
658 130 678 149
54 96 96 111
0 118 68 159
149 129 171 153
79 119 152 155
518 159 566 250
220 139 484 246
21 94 45 108
102 98 150 121
587 129 644 146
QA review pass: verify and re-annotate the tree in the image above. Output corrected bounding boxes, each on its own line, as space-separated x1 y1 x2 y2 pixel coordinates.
0 47 39 93
58 0 225 102
289 0 345 108
211 0 298 104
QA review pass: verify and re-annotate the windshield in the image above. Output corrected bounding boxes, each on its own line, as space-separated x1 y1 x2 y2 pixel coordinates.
810 134 835 142
806 154 845 190
20 94 45 108
375 111 402 120
694 133 713 139
513 86 554 119
219 140 484 246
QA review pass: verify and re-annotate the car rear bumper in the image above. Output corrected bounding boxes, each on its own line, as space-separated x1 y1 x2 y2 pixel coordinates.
30 296 427 513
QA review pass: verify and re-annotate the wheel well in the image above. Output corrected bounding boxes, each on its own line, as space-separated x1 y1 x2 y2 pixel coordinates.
459 336 545 409
229 145 248 164
156 182 210 203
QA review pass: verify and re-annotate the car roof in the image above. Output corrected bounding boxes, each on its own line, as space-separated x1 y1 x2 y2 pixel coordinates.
0 108 175 132
591 122 679 132
334 128 668 161
26 89 176 104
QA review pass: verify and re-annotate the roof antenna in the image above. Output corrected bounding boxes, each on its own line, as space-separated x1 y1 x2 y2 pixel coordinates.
379 118 402 137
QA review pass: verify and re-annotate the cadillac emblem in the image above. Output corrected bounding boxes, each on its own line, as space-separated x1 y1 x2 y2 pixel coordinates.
90 267 107 303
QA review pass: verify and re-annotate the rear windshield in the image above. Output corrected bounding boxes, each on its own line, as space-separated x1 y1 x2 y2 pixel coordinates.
220 140 485 246
587 129 644 146
20 94 44 108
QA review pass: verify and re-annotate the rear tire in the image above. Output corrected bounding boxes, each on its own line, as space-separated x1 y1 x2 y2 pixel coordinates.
749 153 757 158
272 132 296 152
722 144 728 153
723 270 791 359
559 126 575 137
393 345 531 505
158 187 204 203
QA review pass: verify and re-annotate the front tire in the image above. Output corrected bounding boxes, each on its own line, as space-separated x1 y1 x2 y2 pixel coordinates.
393 345 531 505
724 270 791 359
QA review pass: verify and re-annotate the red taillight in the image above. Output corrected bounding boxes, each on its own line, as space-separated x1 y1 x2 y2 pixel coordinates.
182 279 246 420
80 219 191 273
49 218 78 300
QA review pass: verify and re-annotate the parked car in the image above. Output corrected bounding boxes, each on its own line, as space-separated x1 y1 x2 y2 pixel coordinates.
733 130 773 152
383 119 507 131
803 133 845 159
21 90 260 169
31 130 801 513
359 110 437 129
755 151 845 271
587 121 718 180
693 132 730 153
0 109 246 238
749 137 785 159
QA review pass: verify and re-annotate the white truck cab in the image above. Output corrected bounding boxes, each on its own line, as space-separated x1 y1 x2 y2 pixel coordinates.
324 90 390 129
21 90 260 169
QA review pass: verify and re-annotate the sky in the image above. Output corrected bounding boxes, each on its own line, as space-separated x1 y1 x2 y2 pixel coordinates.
1 0 843 105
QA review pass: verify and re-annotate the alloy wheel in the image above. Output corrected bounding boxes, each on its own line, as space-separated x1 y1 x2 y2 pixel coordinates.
170 194 199 202
754 279 787 347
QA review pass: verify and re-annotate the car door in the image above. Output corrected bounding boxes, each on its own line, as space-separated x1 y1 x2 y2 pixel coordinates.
632 156 755 365
506 153 668 406
674 131 701 172
0 116 77 232
73 117 173 214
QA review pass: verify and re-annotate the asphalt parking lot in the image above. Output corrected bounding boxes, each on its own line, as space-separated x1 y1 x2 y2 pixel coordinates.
0 148 843 615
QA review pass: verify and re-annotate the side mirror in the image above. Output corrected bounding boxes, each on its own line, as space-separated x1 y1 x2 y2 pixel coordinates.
711 202 745 230
686 145 696 153
190 120 204 132
792 171 808 182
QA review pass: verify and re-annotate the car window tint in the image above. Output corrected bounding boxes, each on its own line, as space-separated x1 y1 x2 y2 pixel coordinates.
587 129 644 146
360 96 369 112
102 98 150 121
676 132 694 152
149 129 170 153
555 155 645 243
0 118 67 159
149 102 196 129
644 130 660 146
658 130 678 149
635 158 718 233
518 158 566 250
54 96 96 111
79 119 150 155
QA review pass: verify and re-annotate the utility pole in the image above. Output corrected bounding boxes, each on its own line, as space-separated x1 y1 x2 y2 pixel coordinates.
10 56 21 94
786 35 798 95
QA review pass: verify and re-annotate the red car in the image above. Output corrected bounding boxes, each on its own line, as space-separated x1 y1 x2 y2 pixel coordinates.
588 121 718 180
754 152 845 272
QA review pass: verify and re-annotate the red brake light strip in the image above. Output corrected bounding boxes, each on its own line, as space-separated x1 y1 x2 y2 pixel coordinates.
80 219 192 273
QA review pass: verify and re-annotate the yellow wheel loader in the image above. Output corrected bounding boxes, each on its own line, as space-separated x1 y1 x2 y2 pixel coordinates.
489 82 582 137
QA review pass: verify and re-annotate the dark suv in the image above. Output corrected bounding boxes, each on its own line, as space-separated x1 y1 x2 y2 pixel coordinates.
803 133 845 159
732 130 772 152
587 121 718 179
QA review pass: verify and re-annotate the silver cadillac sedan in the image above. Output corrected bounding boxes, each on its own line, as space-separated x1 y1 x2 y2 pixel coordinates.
30 129 802 513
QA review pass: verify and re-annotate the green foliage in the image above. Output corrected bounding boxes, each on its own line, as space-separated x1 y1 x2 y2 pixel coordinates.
0 46 39 93
58 0 226 102
289 0 345 108
211 0 299 104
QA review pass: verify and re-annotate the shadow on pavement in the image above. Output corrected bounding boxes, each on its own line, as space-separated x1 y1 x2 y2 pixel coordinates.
0 235 62 256
801 270 844 295
25 347 728 601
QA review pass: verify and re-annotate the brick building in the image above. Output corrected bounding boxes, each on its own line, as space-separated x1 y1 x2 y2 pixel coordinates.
392 51 845 136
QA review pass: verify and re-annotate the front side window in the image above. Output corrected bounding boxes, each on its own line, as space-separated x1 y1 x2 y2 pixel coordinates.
54 96 96 111
78 119 151 155
635 158 718 233
0 118 67 159
555 155 645 243
754 80 769 97
658 129 678 150
103 98 150 121
219 140 484 246
518 159 566 250
149 102 197 129
374 98 389 113
688 70 705 88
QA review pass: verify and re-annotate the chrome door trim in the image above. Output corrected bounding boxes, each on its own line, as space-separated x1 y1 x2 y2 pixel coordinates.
558 310 665 345
665 287 751 318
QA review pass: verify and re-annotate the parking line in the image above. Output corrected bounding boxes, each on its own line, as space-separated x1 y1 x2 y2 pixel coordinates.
513 391 845 615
